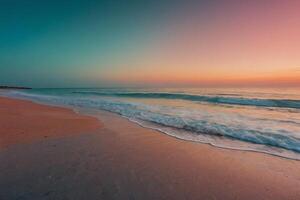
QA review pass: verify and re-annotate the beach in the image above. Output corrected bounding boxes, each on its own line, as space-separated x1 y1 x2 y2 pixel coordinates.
1 96 300 199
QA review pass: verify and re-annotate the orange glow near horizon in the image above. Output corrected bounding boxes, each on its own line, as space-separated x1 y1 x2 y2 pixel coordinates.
87 65 300 87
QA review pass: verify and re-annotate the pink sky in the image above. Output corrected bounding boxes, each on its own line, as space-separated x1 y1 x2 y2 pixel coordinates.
84 1 300 87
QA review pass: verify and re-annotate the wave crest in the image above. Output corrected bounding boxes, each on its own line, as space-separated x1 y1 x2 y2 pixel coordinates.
72 91 300 109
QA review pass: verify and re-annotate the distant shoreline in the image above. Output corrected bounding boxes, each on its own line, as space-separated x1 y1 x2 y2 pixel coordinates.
0 86 32 89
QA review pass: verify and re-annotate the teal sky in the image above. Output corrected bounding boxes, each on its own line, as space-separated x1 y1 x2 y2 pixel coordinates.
0 0 184 87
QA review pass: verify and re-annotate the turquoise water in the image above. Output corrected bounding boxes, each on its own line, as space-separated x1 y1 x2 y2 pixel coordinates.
6 87 300 160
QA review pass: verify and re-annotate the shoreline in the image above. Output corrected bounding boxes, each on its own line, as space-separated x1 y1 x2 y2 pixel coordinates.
4 93 300 161
1 96 300 199
127 117 300 161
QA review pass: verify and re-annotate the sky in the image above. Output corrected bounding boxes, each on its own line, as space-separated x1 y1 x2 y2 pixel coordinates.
1 0 300 88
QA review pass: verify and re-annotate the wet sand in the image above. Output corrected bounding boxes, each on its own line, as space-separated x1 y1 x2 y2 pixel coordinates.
1 96 300 199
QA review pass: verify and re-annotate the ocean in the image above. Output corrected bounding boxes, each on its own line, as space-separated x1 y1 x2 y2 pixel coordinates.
5 87 300 160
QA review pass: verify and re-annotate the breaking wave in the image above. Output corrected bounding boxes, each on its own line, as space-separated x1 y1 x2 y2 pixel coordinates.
72 91 300 109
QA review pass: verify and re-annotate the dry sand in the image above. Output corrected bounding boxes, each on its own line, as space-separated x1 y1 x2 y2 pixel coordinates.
0 96 101 149
0 96 300 199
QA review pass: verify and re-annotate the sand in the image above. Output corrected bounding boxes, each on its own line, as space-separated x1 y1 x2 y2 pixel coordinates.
0 97 101 149
0 96 300 199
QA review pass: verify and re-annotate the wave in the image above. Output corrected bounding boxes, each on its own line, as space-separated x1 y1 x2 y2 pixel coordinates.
72 91 300 109
8 90 300 157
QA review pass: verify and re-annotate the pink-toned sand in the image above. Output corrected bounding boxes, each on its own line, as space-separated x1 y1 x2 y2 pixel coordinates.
0 96 300 199
0 96 101 149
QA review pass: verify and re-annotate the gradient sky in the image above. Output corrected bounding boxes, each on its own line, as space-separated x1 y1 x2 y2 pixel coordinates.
1 0 300 87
